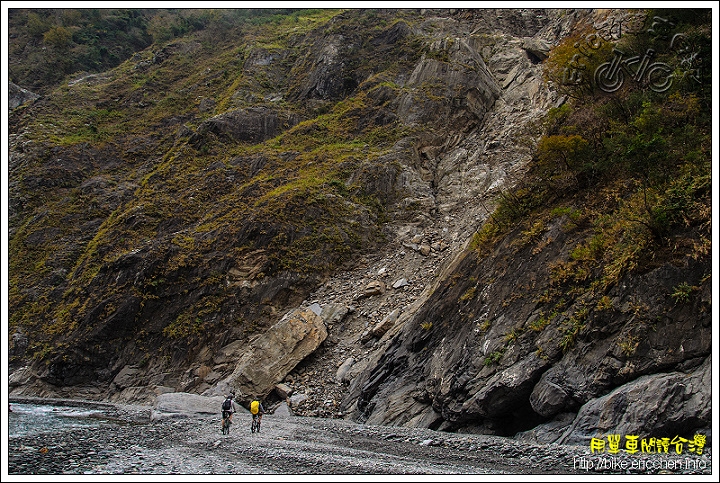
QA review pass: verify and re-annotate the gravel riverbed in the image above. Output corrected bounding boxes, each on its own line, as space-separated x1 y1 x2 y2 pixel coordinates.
7 398 712 477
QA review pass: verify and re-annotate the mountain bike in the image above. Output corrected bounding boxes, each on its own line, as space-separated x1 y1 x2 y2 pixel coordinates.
221 411 232 435
251 414 262 434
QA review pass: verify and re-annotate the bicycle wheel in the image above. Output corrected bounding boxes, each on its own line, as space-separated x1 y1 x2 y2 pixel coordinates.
594 62 624 93
646 62 673 92
251 418 257 434
222 413 231 435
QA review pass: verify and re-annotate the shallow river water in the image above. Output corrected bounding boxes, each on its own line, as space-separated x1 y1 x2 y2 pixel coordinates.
9 403 112 437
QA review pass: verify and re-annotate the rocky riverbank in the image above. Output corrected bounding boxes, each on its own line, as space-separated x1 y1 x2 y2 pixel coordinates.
7 397 712 476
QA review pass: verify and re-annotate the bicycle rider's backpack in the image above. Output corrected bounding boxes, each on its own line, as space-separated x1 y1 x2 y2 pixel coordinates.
222 398 232 411
250 400 259 415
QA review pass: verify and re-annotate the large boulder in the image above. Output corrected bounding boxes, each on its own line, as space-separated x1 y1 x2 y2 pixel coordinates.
224 307 327 403
460 353 551 419
152 392 227 420
557 356 712 446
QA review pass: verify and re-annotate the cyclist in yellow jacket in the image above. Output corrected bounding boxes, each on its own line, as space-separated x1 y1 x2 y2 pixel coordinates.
250 399 265 433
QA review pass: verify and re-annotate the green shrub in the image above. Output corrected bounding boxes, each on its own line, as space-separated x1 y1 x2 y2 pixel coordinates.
483 348 506 366
460 286 476 302
617 334 640 356
671 282 694 303
503 327 524 343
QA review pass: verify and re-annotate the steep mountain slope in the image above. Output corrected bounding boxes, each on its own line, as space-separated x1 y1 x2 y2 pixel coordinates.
338 9 712 443
7 7 712 445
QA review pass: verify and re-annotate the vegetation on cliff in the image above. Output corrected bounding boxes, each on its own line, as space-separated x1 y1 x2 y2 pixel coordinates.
8 8 324 94
8 8 442 379
472 8 711 329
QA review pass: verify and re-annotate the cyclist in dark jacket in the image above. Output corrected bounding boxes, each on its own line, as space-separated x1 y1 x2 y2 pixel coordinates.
221 393 239 430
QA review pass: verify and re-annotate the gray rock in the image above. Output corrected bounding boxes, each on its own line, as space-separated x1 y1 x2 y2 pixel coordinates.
319 303 349 326
152 386 176 396
529 380 573 418
336 357 356 384
8 366 35 388
192 106 299 145
9 82 39 110
431 241 448 252
514 412 575 444
289 393 308 406
558 356 712 445
273 401 294 418
111 365 142 390
151 392 227 420
392 278 409 289
288 33 361 101
275 383 293 399
308 302 322 316
213 340 246 365
370 309 401 339
461 354 550 419
203 381 233 398
10 330 29 359
521 37 553 60
357 280 386 299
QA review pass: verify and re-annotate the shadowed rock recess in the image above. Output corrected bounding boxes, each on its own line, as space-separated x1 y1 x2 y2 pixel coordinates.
7 7 712 450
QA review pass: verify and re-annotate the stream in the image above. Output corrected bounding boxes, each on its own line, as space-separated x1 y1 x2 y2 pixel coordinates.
9 403 114 438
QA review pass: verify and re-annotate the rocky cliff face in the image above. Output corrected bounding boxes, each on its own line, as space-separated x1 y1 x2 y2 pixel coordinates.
7 8 711 446
342 215 710 440
8 82 40 110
